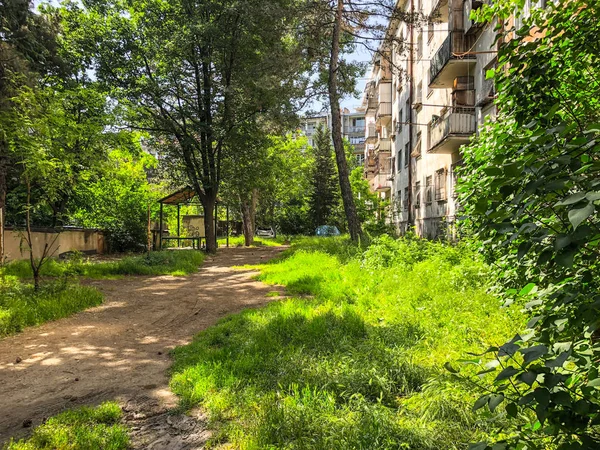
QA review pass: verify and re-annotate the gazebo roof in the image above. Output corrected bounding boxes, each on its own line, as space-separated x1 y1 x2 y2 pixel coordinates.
158 186 196 205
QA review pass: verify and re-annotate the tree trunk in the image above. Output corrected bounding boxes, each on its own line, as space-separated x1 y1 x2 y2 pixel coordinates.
202 194 217 253
328 0 364 243
240 189 258 247
0 143 7 264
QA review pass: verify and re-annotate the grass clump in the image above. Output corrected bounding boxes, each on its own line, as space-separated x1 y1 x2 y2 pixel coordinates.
0 277 103 337
4 402 128 450
1 250 205 279
171 234 522 449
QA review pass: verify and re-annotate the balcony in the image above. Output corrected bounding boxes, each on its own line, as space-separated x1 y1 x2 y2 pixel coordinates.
369 171 392 192
429 32 476 89
428 110 476 154
346 126 366 135
365 125 377 143
375 137 391 153
352 142 365 154
464 0 484 34
376 102 392 123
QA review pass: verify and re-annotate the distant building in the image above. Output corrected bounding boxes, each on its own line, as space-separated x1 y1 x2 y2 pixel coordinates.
300 108 366 165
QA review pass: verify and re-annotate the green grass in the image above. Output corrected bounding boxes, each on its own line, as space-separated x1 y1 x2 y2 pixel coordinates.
1 250 206 279
4 402 128 450
171 235 522 449
217 236 290 248
0 277 103 337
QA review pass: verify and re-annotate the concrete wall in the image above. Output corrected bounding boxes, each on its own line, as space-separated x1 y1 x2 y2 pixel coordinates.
4 227 106 262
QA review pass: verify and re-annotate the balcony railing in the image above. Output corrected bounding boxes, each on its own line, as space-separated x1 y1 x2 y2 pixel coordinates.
376 137 391 152
366 125 377 141
346 126 366 134
429 32 476 86
369 173 392 192
367 96 378 111
429 110 476 151
376 102 392 119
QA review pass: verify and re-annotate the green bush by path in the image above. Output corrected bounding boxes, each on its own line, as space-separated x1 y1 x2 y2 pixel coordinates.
0 277 103 337
1 250 206 279
4 402 128 450
171 235 523 449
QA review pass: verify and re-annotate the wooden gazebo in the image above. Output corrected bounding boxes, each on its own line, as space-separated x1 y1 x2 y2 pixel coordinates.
156 187 229 250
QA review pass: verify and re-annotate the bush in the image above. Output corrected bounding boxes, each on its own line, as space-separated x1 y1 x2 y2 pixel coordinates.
4 402 128 450
170 235 521 449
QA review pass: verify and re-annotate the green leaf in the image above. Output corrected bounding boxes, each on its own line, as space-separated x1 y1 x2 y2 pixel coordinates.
568 203 595 229
520 345 547 364
444 362 459 374
473 395 490 411
505 402 518 418
586 191 600 201
489 394 504 412
555 192 586 206
469 442 488 450
552 391 571 406
587 378 600 387
495 366 520 382
518 283 536 296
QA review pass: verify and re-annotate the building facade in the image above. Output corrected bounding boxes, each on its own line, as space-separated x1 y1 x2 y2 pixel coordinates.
363 0 501 238
301 109 366 164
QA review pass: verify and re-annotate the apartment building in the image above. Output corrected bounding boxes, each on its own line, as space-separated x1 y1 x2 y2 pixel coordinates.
363 0 500 238
301 109 366 164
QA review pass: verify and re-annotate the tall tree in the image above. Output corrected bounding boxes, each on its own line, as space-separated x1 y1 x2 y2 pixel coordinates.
309 125 339 228
65 0 309 252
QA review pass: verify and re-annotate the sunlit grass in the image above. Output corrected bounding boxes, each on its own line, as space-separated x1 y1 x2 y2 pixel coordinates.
1 250 205 280
217 236 289 248
4 402 128 450
0 277 103 337
171 235 522 449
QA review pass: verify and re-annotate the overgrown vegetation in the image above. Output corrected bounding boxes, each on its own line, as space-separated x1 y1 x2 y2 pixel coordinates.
1 250 205 279
171 236 521 448
3 402 128 450
0 276 102 337
217 236 288 248
458 2 600 448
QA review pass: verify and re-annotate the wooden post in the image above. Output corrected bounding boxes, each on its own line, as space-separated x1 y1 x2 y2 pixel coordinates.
177 204 181 248
214 201 218 250
147 204 151 255
159 202 163 250
226 205 229 248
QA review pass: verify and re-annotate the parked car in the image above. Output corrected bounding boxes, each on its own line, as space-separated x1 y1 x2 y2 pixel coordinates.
256 227 275 238
315 225 340 236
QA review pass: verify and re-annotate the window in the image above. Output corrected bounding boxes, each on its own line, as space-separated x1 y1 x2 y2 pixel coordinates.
435 168 447 201
417 32 423 60
397 152 402 172
404 187 409 211
356 154 365 166
412 131 422 159
404 142 410 167
414 82 423 107
428 22 434 43
414 182 421 208
398 109 403 133
425 176 433 204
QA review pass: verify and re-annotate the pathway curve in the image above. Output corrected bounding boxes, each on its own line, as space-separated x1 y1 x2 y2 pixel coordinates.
0 246 286 447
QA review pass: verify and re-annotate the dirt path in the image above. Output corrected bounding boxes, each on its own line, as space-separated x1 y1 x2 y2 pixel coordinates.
0 246 286 447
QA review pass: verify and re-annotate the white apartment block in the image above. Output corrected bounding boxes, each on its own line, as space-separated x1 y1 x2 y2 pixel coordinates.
301 109 366 164
363 0 500 238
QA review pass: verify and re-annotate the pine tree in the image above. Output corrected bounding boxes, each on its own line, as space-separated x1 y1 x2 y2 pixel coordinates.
309 125 339 230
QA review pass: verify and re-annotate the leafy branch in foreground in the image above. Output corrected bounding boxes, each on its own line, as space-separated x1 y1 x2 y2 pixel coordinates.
457 2 600 449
